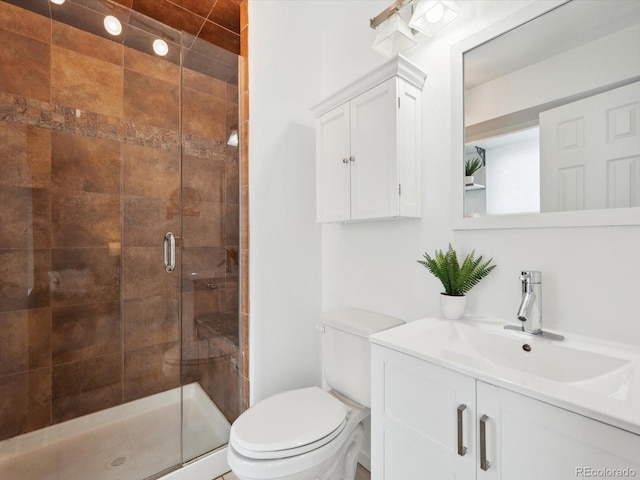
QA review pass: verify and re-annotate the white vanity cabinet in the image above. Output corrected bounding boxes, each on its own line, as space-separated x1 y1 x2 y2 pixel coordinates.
312 56 426 223
371 344 640 480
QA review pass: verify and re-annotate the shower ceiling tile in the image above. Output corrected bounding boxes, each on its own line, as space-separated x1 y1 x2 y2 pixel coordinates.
207 0 240 33
199 19 240 55
168 0 216 19
130 0 206 37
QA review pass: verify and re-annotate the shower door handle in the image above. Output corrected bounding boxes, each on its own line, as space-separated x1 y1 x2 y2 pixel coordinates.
163 232 176 273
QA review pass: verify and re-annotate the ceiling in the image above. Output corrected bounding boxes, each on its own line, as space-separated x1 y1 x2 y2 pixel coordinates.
4 0 241 55
4 0 241 82
109 0 241 54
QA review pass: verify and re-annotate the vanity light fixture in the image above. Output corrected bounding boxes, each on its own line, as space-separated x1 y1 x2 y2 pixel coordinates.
153 39 169 56
103 15 122 36
372 12 417 58
409 0 461 37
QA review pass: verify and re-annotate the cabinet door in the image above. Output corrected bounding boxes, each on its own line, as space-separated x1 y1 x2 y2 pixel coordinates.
477 381 640 480
316 103 351 222
350 78 399 220
372 346 476 480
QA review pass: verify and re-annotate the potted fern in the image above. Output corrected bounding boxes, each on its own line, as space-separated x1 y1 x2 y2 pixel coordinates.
465 157 482 186
417 244 496 320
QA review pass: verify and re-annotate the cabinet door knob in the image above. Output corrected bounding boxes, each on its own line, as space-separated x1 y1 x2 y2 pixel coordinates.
342 158 349 164
349 156 355 162
457 404 467 456
480 414 491 471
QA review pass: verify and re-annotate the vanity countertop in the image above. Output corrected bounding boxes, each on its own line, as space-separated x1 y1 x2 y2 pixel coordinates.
370 316 640 436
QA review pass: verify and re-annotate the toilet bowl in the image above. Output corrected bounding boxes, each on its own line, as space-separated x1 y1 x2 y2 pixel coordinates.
228 387 367 480
227 308 404 480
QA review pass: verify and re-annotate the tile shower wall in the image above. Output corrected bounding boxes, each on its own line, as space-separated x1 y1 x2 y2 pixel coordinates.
0 1 240 440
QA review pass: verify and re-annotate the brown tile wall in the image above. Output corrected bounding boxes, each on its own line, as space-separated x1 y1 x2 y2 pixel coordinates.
239 0 250 413
0 1 243 441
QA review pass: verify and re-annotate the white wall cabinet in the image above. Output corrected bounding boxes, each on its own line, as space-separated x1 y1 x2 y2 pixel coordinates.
312 56 426 223
372 345 640 480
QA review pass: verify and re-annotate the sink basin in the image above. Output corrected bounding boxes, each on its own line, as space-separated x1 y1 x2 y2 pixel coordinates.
461 324 631 383
371 317 636 397
370 316 640 435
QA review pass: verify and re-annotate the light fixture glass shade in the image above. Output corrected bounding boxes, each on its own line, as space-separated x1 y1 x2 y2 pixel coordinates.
372 13 417 58
409 0 461 37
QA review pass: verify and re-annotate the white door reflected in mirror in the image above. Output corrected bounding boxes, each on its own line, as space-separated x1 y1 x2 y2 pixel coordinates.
461 0 640 220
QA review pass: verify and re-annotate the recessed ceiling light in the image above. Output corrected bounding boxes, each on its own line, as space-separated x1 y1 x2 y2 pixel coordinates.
50 0 66 4
153 39 169 57
104 15 122 36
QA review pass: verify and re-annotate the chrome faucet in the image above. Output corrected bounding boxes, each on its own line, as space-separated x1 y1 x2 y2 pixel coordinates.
504 270 564 341
517 271 542 334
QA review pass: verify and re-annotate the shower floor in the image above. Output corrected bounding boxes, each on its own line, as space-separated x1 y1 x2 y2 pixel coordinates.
0 383 230 480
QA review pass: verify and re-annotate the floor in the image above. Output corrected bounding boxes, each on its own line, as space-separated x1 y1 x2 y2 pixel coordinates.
215 463 371 480
0 384 230 480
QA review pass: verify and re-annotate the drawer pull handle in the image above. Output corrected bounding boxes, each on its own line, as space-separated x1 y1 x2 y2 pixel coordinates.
480 414 491 471
457 404 467 456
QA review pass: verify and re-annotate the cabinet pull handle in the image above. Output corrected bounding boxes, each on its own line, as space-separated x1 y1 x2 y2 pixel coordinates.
480 414 491 471
457 404 467 456
342 158 349 164
163 232 176 273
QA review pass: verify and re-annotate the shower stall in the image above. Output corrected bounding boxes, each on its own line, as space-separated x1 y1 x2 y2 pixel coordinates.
0 0 242 478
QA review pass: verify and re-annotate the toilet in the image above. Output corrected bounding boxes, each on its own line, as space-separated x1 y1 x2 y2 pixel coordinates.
227 308 404 480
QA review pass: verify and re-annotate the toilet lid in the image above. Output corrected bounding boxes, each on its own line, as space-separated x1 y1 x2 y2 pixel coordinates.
230 387 349 459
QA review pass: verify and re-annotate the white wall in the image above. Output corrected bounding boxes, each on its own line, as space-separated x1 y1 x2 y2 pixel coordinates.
248 0 323 404
248 0 640 406
318 0 640 346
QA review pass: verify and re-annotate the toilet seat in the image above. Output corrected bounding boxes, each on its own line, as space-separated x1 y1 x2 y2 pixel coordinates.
230 387 350 460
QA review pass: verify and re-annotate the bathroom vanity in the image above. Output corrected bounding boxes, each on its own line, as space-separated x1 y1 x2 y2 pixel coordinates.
370 317 640 479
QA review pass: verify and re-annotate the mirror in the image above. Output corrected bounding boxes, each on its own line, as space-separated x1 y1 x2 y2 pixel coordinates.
452 0 640 229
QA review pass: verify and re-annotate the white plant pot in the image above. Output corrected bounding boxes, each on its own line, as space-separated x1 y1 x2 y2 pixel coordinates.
440 293 466 320
465 175 474 186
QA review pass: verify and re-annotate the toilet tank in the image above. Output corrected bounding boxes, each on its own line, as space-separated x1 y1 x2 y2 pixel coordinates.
320 308 404 408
